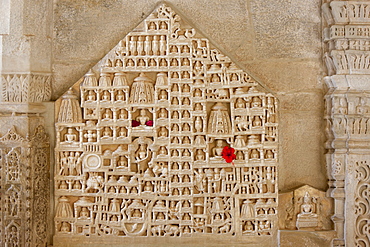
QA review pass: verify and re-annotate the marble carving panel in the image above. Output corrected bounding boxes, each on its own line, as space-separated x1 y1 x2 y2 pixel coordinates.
54 4 278 242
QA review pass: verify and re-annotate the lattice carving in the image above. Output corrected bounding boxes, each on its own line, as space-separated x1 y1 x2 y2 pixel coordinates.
54 4 278 241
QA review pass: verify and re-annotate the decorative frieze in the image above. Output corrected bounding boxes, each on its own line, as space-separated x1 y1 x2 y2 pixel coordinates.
0 73 52 102
54 4 279 244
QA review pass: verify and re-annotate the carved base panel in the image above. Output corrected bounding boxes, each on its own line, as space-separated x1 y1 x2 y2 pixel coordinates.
54 4 278 246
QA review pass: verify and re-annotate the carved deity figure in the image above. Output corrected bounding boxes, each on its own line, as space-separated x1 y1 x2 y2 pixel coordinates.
212 140 224 157
296 192 319 230
136 109 150 126
129 73 155 104
207 102 232 135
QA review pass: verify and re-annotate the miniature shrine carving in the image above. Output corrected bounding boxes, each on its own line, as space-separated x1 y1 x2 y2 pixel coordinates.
54 4 278 242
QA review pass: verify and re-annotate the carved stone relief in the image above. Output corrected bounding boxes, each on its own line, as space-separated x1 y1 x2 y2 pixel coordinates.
54 4 278 243
278 185 333 231
0 125 50 247
0 73 52 102
323 1 370 246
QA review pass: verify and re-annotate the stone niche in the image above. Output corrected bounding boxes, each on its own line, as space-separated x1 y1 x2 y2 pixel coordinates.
53 4 278 246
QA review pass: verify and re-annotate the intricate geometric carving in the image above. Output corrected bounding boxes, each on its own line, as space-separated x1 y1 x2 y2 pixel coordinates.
54 4 278 242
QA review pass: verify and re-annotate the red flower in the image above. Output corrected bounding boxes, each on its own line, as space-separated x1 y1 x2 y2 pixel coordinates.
145 120 153 126
132 120 140 127
222 146 236 164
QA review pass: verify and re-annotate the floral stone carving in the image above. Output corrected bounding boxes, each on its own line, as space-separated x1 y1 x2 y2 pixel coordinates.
54 3 278 242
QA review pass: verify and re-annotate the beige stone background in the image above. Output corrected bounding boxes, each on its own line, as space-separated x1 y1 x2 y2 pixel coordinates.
51 0 326 192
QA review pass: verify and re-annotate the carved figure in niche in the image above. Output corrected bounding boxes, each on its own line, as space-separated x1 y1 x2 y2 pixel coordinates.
356 97 368 114
208 102 232 134
182 84 190 92
195 103 202 111
127 59 134 67
194 117 203 132
296 192 319 230
250 149 260 159
172 124 179 132
241 199 255 219
73 181 81 189
194 169 205 192
102 91 110 101
183 97 190 105
159 90 167 100
171 97 179 105
183 136 191 144
117 156 128 169
212 139 224 157
143 181 153 192
56 196 73 218
129 73 155 104
135 144 148 161
194 89 202 97
196 149 205 161
136 109 150 126
159 146 167 155
252 116 262 127
59 180 68 189
118 127 127 137
158 127 168 137
116 90 125 101
158 108 167 118
118 109 127 119
211 74 221 83
172 111 179 119
171 58 179 66
236 98 245 108
183 123 190 131
265 150 274 159
80 207 90 218
64 128 77 142
102 109 112 120
102 127 112 137
87 90 96 101
6 225 20 245
251 97 262 108
236 151 244 160
60 222 70 233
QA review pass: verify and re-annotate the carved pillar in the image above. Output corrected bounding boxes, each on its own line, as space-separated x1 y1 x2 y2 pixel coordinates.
0 0 53 246
323 1 370 246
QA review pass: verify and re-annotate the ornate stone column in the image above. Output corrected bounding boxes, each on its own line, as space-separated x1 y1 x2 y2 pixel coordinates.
323 1 370 246
0 0 53 246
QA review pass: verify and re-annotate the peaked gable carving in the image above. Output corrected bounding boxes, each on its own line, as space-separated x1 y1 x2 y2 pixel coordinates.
54 4 278 244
